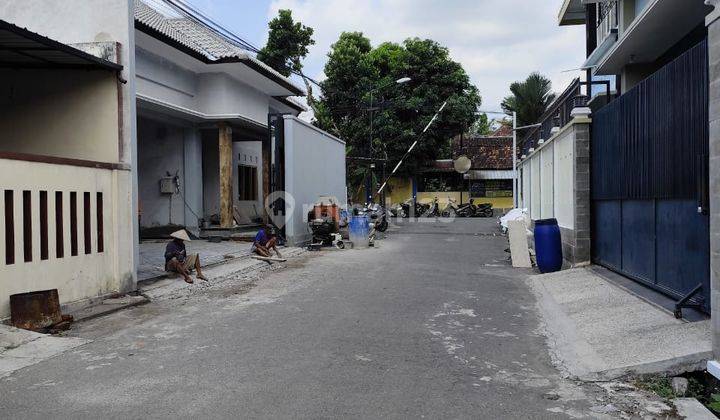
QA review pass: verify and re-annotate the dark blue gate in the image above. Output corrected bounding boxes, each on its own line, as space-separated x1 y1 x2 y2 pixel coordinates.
591 38 710 312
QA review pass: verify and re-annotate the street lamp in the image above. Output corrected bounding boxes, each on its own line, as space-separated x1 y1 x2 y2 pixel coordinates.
367 76 412 204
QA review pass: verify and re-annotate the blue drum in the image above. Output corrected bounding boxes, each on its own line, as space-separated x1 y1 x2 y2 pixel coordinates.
534 218 563 273
349 215 370 248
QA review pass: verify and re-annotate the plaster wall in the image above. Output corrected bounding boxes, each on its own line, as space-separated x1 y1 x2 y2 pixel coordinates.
517 116 591 265
530 155 541 220
539 143 554 219
137 117 186 229
135 42 271 127
283 116 346 246
0 0 138 293
0 159 133 318
553 126 575 229
0 69 119 163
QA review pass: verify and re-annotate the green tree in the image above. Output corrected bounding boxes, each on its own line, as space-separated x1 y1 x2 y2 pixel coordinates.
470 113 491 135
318 33 481 195
501 72 556 127
257 9 314 77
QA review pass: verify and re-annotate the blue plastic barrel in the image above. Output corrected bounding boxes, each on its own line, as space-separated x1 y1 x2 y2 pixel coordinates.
349 215 370 248
534 218 563 273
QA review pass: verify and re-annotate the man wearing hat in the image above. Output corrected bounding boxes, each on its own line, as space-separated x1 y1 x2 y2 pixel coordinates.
165 229 207 284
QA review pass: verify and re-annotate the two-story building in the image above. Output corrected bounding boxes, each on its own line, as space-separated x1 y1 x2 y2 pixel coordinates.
557 0 720 379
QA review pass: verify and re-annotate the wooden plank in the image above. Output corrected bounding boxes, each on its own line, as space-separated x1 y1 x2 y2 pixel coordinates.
218 123 233 228
508 220 532 268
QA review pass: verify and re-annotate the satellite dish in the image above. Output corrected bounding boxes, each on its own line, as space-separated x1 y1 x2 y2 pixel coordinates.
454 155 471 174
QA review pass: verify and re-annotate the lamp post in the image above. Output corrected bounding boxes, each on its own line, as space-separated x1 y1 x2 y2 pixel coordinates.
367 76 411 204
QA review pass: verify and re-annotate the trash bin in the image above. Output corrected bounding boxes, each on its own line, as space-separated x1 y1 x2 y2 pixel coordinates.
349 215 370 248
534 218 562 273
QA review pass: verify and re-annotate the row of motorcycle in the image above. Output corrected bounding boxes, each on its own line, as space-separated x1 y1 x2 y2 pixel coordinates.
390 197 494 218
352 196 495 235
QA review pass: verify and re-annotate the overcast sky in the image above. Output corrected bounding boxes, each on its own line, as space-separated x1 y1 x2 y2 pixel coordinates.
187 0 586 116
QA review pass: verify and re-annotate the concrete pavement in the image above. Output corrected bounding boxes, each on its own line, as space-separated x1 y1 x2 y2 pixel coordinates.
0 219 675 418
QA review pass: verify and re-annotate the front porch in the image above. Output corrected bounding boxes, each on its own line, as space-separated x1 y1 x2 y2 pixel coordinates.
136 104 271 240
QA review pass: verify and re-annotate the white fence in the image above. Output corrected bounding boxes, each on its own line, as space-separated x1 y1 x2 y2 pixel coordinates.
519 124 576 229
0 157 134 317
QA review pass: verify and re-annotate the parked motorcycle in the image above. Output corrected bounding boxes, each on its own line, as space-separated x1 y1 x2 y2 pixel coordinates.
440 196 459 217
441 197 484 218
475 202 494 218
424 196 441 217
368 203 389 232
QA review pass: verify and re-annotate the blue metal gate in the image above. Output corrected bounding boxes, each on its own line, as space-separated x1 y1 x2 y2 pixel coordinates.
591 38 710 312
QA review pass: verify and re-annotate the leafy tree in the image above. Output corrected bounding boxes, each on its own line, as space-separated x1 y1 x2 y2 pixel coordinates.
501 72 556 127
257 10 314 77
317 33 481 195
471 113 491 135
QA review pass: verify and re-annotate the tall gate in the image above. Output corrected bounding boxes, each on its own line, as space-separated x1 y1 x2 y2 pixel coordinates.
591 38 710 312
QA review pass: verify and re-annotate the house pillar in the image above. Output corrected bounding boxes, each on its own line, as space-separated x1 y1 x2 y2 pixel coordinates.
261 139 271 224
706 0 720 367
218 123 233 228
183 127 203 236
570 106 592 265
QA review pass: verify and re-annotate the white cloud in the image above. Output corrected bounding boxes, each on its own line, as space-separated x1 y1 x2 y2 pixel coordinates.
267 0 586 113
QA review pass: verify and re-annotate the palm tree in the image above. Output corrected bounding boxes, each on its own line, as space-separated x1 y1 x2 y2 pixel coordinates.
501 73 556 127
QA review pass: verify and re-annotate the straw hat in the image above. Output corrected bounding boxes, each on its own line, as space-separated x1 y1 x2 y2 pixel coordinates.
170 229 191 242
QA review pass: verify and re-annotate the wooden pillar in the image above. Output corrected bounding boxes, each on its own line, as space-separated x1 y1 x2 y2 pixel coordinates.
219 123 233 228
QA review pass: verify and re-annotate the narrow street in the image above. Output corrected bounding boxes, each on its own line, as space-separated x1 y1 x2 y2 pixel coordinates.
0 220 622 418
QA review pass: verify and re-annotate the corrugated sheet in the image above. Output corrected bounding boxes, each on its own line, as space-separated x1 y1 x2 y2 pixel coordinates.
592 38 708 200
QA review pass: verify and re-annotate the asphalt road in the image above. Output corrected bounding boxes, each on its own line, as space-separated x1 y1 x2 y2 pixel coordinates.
0 218 597 419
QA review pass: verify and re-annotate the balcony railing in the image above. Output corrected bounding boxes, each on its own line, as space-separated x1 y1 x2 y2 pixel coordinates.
519 79 582 156
597 0 619 45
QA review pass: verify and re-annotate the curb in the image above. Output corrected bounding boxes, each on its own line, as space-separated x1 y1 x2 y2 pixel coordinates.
69 295 150 324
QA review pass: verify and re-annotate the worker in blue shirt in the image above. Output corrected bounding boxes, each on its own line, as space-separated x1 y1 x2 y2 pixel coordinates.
252 225 282 258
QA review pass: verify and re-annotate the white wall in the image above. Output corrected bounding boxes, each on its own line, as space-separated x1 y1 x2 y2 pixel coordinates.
0 0 138 297
540 143 554 219
0 158 131 317
135 37 271 127
0 70 120 162
553 127 575 229
518 123 577 229
530 155 541 220
283 116 346 246
137 117 187 229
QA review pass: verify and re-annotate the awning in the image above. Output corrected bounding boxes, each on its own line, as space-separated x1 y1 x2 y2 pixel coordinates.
0 20 123 70
558 0 585 26
582 29 618 70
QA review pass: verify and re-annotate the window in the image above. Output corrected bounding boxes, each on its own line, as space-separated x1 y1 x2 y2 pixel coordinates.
238 165 258 201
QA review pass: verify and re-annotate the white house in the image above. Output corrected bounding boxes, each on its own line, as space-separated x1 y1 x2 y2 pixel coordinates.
0 0 346 317
0 1 138 319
